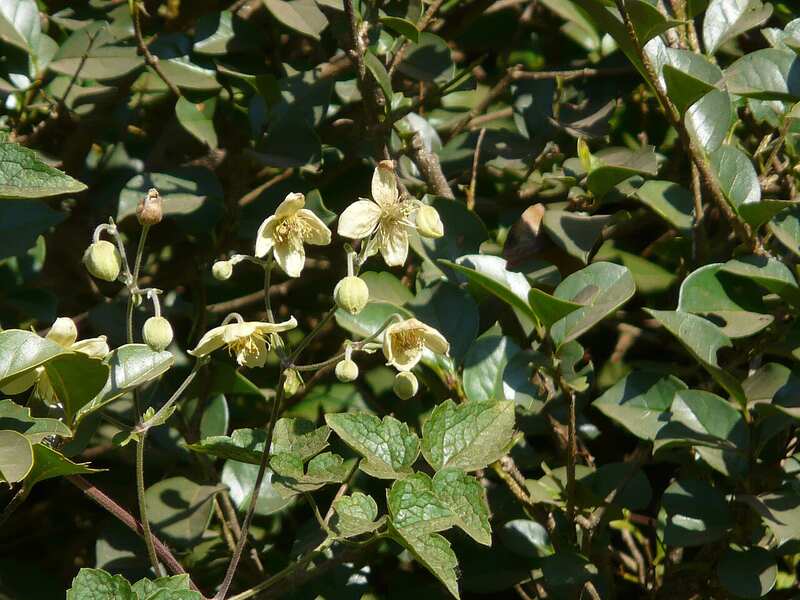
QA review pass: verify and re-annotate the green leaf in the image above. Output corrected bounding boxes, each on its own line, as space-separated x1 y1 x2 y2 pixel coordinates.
740 490 800 546
549 262 636 348
686 89 733 153
528 287 583 330
0 329 67 388
743 363 800 420
67 568 135 600
131 574 199 599
541 210 611 263
44 353 109 427
661 479 731 546
462 328 521 403
725 49 800 100
147 35 220 91
186 428 267 464
421 399 515 472
222 460 292 516
388 472 455 535
0 142 87 198
593 371 687 440
380 16 420 43
398 33 454 84
432 468 492 545
625 0 681 43
262 0 328 40
326 412 420 479
645 309 745 405
199 394 229 439
708 144 773 227
24 444 99 491
655 389 749 476
49 22 142 81
335 301 411 339
360 271 414 305
331 492 384 538
175 96 218 149
145 476 221 548
78 344 174 421
584 145 658 198
0 0 40 54
193 10 260 56
721 255 800 305
769 206 800 257
271 451 350 496
635 180 695 235
703 0 772 54
662 49 722 114
0 200 66 258
596 244 677 295
717 546 777 599
0 430 33 483
0 398 71 442
408 281 479 364
364 50 393 105
500 519 554 558
392 530 460 599
678 263 772 338
272 417 331 459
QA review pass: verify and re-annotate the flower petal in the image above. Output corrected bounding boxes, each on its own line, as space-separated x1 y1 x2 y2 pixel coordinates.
46 317 78 348
254 316 298 334
337 200 381 239
372 162 398 208
189 325 228 357
275 192 305 217
255 215 276 258
378 224 409 267
420 323 450 355
297 209 332 245
72 336 110 358
274 239 306 278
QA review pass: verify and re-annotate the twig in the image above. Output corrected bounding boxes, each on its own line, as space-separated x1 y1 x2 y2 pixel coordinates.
466 128 486 210
132 2 182 98
583 581 603 600
136 432 163 576
511 66 633 81
408 133 455 198
447 66 520 140
387 0 447 75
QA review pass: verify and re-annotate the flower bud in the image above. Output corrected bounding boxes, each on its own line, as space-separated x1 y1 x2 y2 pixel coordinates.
143 316 173 351
393 371 419 400
212 260 233 281
83 240 122 282
416 204 443 239
335 359 359 382
334 276 369 315
137 188 163 226
46 317 78 348
283 369 303 397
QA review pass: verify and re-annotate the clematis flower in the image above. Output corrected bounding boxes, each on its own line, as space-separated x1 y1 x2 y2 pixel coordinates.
255 192 332 278
382 318 449 372
1 317 110 401
337 161 418 267
189 316 297 368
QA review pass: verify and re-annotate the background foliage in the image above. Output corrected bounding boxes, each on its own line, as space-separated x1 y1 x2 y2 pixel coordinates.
3 0 800 598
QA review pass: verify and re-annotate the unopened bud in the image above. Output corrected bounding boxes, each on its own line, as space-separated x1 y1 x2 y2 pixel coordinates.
334 276 369 315
137 188 163 226
416 205 444 239
393 371 419 400
335 359 359 382
212 260 233 281
83 240 122 282
283 369 303 397
46 317 78 348
143 316 173 351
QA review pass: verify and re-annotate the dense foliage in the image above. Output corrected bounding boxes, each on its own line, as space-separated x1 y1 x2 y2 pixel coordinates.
4 0 800 598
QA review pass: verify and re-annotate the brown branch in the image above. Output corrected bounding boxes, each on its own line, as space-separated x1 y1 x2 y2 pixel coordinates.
511 66 634 81
132 3 181 98
408 132 454 198
447 66 519 140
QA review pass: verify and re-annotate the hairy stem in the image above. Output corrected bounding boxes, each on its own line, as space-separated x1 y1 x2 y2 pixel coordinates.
136 431 163 577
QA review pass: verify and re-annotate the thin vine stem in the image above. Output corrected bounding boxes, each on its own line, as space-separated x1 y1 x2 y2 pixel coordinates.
136 431 163 577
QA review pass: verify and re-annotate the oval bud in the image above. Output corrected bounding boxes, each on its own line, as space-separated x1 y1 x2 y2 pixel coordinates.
335 359 359 382
283 369 303 397
137 188 163 226
416 204 444 239
334 276 369 315
393 371 419 400
143 316 173 351
212 260 233 281
47 317 78 348
83 240 122 282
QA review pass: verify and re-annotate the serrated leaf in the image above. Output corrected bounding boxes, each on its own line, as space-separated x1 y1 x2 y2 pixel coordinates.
131 575 198 599
271 451 350 496
44 353 109 427
326 413 419 479
0 329 67 389
388 473 455 535
0 429 33 483
0 398 71 442
394 531 460 598
331 492 384 538
703 0 772 54
24 443 100 491
422 399 515 472
67 568 135 600
432 469 491 545
0 142 87 199
186 428 267 464
272 417 330 460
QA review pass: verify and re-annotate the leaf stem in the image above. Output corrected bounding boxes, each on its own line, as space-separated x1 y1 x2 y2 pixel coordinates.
136 431 163 577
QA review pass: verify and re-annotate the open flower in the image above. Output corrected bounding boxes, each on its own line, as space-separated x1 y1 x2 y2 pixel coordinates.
1 317 110 400
255 193 331 278
338 161 418 267
383 318 449 372
189 317 297 368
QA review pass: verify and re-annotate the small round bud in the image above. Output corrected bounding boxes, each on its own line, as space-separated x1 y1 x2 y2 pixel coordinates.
334 276 369 315
416 205 444 239
212 260 233 281
393 371 419 400
83 240 122 282
335 359 359 382
47 317 78 347
142 316 173 351
283 369 303 397
137 188 163 226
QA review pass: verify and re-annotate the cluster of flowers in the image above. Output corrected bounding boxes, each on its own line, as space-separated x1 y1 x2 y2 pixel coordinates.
76 161 450 403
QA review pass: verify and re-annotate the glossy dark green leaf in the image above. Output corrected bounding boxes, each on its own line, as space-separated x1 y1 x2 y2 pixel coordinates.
0 142 86 199
703 0 772 54
708 144 762 226
740 490 800 546
528 288 582 330
686 89 733 153
720 254 800 306
0 399 71 442
397 33 454 84
585 145 658 198
145 476 221 547
500 519 554 558
769 206 800 257
380 16 420 43
541 210 611 263
662 479 731 546
175 96 218 149
409 281 479 363
199 394 229 439
44 353 109 427
0 201 66 259
0 0 40 54
49 22 141 81
662 49 722 114
0 329 67 388
725 49 800 100
364 51 393 104
717 546 777 598
635 180 694 234
222 460 293 516
462 328 521 403
262 0 328 40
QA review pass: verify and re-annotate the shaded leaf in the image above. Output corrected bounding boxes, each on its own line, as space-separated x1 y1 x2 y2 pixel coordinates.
0 142 87 198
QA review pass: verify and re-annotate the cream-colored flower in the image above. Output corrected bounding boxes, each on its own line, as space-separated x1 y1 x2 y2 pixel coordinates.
0 317 110 400
382 318 449 372
255 193 331 277
338 161 418 267
188 317 297 368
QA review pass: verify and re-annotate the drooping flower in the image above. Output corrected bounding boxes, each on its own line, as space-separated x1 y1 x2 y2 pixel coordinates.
382 318 449 372
0 317 110 400
188 317 297 368
337 161 418 267
255 193 332 277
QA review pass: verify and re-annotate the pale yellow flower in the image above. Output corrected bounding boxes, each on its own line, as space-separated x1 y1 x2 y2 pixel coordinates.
0 317 110 400
189 317 297 368
338 161 418 267
382 318 449 372
255 193 331 277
